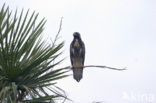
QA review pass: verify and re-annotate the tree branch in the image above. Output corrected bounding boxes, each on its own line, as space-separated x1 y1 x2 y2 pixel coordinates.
63 65 126 71
51 17 63 49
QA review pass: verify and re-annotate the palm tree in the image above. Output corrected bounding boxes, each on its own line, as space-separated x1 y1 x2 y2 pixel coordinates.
0 4 68 103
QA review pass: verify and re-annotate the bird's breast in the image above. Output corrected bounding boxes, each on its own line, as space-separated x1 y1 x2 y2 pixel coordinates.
74 40 80 47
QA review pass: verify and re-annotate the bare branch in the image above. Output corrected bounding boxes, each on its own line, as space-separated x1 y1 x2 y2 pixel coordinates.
84 65 126 71
56 17 63 40
63 65 126 71
51 17 63 49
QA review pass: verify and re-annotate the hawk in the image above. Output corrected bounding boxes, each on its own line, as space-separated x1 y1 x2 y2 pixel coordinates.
70 32 85 82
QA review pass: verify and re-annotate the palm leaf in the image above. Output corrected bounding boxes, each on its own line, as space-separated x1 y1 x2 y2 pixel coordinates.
0 4 68 102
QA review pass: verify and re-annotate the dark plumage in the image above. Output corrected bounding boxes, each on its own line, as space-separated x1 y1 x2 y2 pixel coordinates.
70 32 85 82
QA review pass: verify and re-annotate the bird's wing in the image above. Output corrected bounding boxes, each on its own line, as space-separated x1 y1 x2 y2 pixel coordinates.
79 41 85 65
70 41 74 65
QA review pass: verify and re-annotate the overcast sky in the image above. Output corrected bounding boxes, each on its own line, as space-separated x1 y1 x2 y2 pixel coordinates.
1 0 156 103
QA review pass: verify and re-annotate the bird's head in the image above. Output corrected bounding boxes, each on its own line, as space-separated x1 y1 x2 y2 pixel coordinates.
73 32 81 39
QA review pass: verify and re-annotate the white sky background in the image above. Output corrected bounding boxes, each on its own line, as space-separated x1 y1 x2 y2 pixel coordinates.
1 0 156 103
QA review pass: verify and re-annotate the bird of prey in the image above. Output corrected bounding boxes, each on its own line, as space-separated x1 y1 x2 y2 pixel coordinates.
70 32 85 82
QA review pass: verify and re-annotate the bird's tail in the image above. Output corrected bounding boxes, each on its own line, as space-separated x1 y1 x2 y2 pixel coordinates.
72 67 83 82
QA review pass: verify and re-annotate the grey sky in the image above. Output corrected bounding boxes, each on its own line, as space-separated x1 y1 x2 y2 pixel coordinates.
1 0 156 103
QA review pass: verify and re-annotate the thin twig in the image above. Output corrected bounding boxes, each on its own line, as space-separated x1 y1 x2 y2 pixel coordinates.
63 65 126 71
55 17 63 41
84 65 126 71
51 17 63 49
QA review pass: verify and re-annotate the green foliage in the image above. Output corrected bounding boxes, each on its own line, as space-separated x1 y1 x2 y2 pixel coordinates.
0 4 68 103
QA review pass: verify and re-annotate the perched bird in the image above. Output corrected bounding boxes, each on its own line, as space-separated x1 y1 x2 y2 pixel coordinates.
70 32 85 82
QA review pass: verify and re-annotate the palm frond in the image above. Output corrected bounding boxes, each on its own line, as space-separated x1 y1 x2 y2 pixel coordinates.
0 4 68 102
